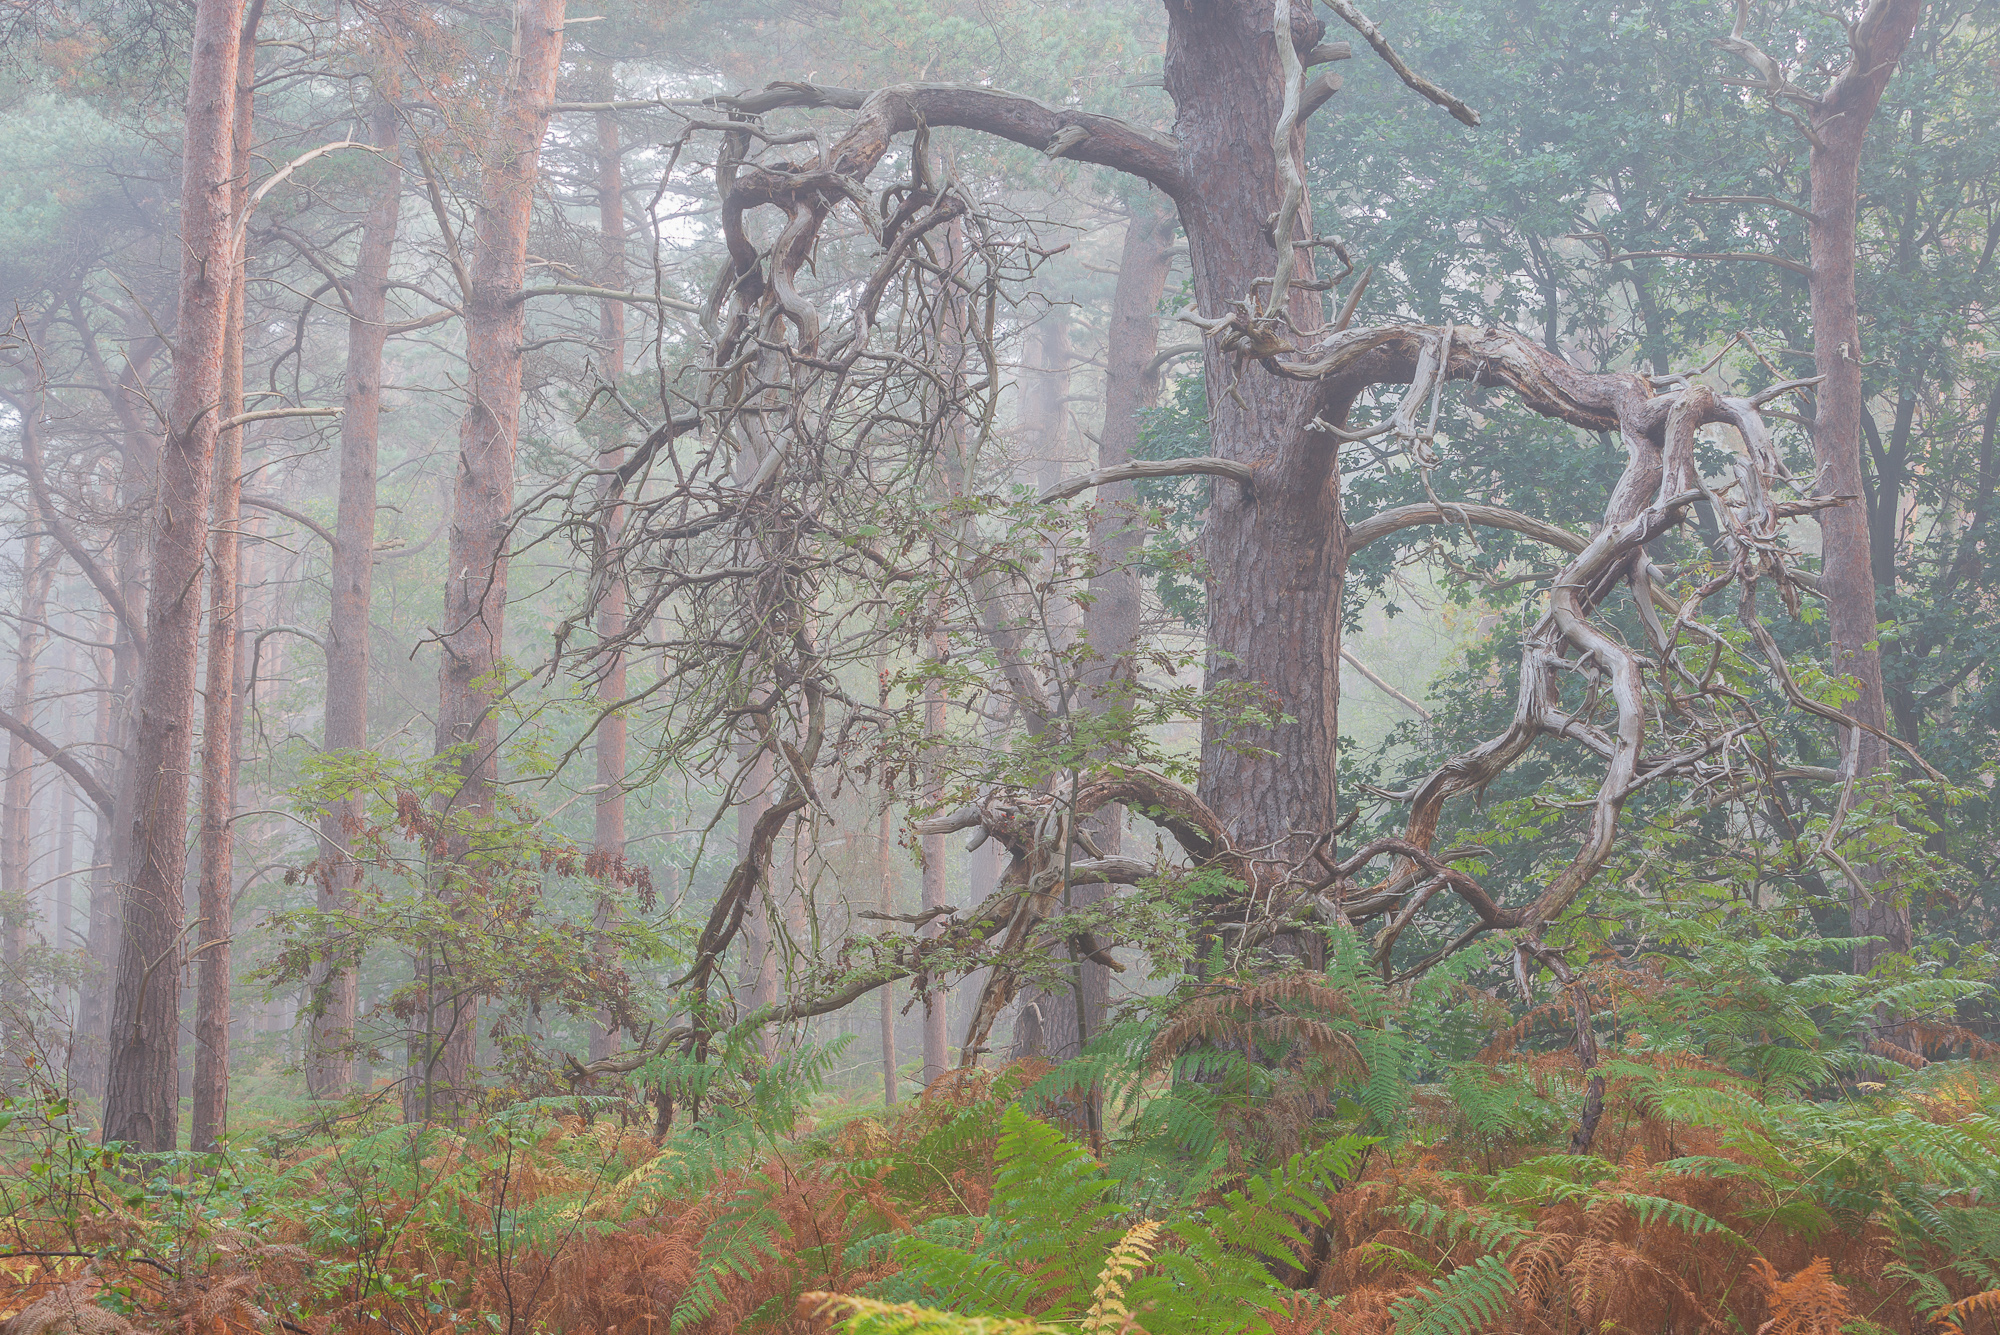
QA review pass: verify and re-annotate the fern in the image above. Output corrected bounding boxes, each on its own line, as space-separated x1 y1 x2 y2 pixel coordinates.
671 1176 792 1333
1081 1220 1162 1335
808 1293 1059 1335
1936 1286 2000 1335
1389 1255 1517 1335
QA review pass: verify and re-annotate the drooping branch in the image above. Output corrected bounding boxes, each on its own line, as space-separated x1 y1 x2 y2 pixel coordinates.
13 404 146 654
0 705 114 817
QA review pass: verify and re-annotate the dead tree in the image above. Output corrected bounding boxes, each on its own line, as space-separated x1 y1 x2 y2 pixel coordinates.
559 0 1904 1086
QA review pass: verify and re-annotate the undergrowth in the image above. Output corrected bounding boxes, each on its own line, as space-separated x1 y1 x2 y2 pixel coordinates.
4 924 1999 1335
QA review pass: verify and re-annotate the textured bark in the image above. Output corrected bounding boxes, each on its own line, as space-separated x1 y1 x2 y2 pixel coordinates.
102 0 245 1151
424 0 567 1120
1167 0 1343 875
190 1 260 1152
307 89 400 1099
1800 0 1923 974
588 96 628 1065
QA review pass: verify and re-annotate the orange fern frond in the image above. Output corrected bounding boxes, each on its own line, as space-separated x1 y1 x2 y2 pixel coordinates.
1936 1287 2000 1335
1749 1257 1853 1335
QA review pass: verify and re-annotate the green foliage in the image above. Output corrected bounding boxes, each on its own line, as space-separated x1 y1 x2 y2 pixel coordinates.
865 1104 1374 1335
1389 1255 1518 1335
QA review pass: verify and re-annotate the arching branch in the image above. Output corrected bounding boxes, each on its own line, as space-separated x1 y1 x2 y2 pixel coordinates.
1037 456 1253 503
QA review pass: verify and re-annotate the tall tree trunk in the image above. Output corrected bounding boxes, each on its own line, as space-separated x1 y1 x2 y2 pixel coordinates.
424 0 567 1120
1167 0 1342 879
920 632 949 1087
588 95 628 1065
55 707 77 955
75 607 119 1096
1015 310 1092 1063
1028 314 1073 494
877 794 896 1105
1800 0 1923 975
102 0 245 1151
72 327 159 1099
307 87 401 1099
1074 201 1177 1035
190 0 261 1152
2 533 48 1069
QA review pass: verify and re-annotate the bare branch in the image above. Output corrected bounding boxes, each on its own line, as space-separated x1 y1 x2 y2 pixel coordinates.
1037 456 1253 503
1321 0 1481 126
0 705 114 816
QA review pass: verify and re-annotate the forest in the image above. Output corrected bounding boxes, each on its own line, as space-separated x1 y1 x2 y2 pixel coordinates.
2 0 1999 1328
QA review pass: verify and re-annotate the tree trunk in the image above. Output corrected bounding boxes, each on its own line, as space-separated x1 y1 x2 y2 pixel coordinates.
736 744 776 1050
1802 0 1923 975
588 95 628 1065
1074 201 1177 1031
75 608 119 1096
2 533 48 1071
190 0 260 1152
1028 313 1073 494
424 0 567 1120
72 328 159 1099
877 794 896 1105
920 632 949 1087
307 88 400 1100
1167 0 1344 876
102 0 246 1151
55 718 76 955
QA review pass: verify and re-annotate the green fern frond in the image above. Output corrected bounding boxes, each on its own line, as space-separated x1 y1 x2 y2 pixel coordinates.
1390 1255 1517 1335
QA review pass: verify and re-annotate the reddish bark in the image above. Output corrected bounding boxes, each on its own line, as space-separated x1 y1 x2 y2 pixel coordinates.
1800 0 1924 973
190 0 261 1152
423 0 567 1120
306 89 401 1100
102 0 245 1152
